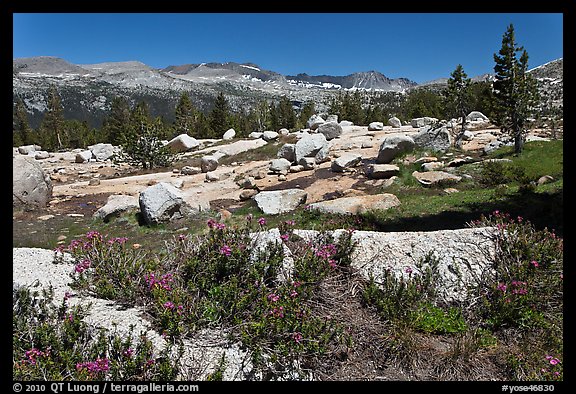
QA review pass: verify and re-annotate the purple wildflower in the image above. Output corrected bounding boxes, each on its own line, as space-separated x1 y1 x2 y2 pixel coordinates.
292 332 303 343
267 293 280 302
220 244 232 257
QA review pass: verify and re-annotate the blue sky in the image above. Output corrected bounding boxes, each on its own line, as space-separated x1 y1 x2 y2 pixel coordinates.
13 13 563 84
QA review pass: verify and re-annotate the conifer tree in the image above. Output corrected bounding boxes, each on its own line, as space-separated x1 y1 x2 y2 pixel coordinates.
445 64 471 147
298 101 315 129
116 101 176 169
269 101 279 131
209 92 230 137
492 24 539 153
174 92 195 136
40 86 66 151
276 96 296 130
104 96 131 145
13 99 32 146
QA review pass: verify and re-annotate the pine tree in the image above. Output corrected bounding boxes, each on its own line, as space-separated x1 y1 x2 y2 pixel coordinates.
328 94 343 120
209 92 230 137
269 101 279 131
341 91 364 125
468 81 496 121
65 119 99 149
115 101 176 169
493 24 539 153
104 96 131 145
277 96 296 130
174 92 195 136
445 64 471 147
40 86 66 151
13 99 32 146
298 101 315 129
403 89 445 120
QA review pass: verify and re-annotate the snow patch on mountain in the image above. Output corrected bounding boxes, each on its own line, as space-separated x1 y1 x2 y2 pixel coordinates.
240 64 261 72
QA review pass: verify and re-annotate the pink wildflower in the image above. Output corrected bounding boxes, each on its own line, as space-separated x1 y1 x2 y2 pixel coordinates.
267 293 280 302
220 244 232 257
292 332 303 343
123 348 134 358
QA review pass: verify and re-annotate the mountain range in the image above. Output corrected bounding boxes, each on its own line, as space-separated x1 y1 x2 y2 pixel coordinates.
12 56 563 129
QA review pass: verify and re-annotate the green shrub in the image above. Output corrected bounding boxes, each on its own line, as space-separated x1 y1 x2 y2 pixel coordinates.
56 231 154 304
361 252 441 323
13 285 180 380
413 303 467 334
478 160 510 186
469 211 563 330
468 211 563 380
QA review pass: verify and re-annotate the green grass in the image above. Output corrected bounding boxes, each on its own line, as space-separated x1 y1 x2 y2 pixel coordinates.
490 140 563 179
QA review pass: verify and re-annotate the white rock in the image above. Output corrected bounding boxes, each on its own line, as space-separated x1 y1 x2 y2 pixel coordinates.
317 121 343 140
94 194 139 222
277 144 296 163
223 128 236 140
200 155 219 173
254 189 308 215
34 151 50 160
167 134 201 152
388 117 402 128
181 166 201 175
413 125 452 153
139 182 190 224
331 153 362 172
13 156 52 208
368 121 384 131
421 162 445 172
269 158 292 173
411 117 438 128
376 135 415 164
298 157 316 170
412 171 462 187
89 143 115 161
294 133 329 164
466 111 489 122
205 172 220 182
261 130 279 142
326 114 338 123
75 150 93 163
18 145 37 155
366 164 400 179
306 114 325 130
308 194 400 215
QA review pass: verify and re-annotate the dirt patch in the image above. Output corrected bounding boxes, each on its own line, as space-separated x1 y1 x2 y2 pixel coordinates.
258 163 384 204
307 271 509 381
209 198 246 212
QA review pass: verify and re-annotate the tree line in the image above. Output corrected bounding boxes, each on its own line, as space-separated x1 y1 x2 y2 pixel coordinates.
12 90 315 151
